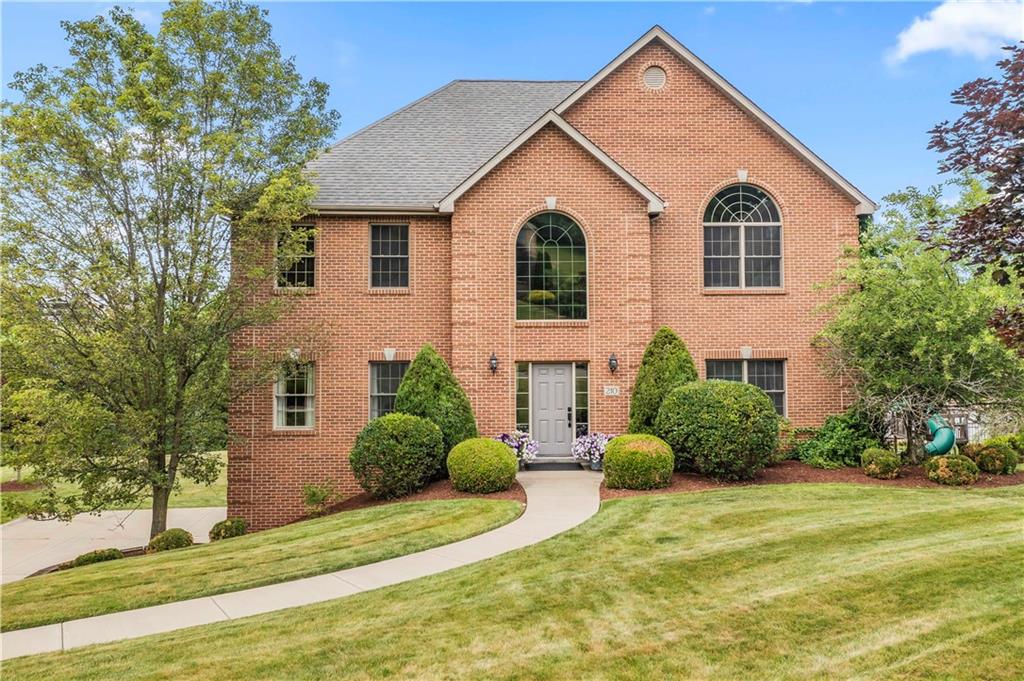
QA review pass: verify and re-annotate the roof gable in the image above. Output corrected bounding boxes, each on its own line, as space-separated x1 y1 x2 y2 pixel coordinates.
555 26 876 214
437 112 665 215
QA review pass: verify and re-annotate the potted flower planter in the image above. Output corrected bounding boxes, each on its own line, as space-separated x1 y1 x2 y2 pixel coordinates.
590 459 602 471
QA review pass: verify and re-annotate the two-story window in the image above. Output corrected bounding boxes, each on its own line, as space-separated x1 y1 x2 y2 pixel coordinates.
275 364 315 428
703 184 782 289
706 359 786 415
276 225 316 289
370 224 409 288
369 361 409 418
515 212 587 320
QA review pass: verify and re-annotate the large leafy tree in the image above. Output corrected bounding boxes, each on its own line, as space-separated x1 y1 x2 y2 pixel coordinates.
927 43 1024 351
1 1 338 536
820 184 1024 458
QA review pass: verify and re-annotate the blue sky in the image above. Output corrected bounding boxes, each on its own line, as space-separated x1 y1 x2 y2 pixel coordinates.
3 2 1020 204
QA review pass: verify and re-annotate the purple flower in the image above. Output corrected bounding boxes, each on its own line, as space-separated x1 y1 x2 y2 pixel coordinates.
495 431 538 463
571 433 612 463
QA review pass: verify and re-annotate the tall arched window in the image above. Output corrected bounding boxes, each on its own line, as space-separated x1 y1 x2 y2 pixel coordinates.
703 184 782 288
515 212 587 320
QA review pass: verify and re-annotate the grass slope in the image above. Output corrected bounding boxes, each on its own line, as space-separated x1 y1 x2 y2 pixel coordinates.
1 498 522 632
1 453 229 524
5 484 1023 680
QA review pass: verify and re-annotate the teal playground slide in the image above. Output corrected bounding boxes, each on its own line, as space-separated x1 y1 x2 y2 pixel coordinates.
924 414 956 456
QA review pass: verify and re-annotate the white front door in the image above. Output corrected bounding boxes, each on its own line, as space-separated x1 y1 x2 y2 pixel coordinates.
531 363 573 456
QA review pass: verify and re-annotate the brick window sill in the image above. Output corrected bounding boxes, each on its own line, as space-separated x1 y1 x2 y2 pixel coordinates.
702 288 787 296
368 287 411 295
514 320 590 328
273 287 318 296
266 428 318 437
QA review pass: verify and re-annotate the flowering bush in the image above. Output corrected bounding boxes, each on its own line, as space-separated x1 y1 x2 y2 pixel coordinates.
495 431 538 464
571 432 612 464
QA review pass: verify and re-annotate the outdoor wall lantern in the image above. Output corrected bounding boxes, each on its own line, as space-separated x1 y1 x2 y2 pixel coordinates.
489 352 499 374
608 353 619 373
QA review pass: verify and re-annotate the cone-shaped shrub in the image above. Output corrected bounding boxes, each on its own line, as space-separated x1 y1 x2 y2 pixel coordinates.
628 327 698 434
394 344 478 469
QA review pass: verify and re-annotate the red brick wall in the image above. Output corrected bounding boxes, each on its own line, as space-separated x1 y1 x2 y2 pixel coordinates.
230 39 862 529
562 40 858 425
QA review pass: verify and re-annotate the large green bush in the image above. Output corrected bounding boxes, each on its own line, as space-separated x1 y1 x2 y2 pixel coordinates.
146 528 194 554
209 518 248 541
70 547 125 568
861 448 900 479
447 438 518 493
350 413 444 499
924 454 979 486
627 327 698 435
963 440 1019 475
603 434 674 490
796 410 881 469
655 380 779 480
394 344 478 474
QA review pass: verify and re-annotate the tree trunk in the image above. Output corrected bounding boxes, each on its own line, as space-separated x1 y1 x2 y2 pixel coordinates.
150 484 171 538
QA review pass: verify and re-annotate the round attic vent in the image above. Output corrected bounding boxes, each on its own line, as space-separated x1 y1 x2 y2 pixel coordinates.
643 66 667 90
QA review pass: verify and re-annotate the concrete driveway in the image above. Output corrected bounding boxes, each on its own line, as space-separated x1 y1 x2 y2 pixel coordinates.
1 507 226 583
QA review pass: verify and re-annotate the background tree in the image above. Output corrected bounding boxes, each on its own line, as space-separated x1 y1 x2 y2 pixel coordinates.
1 1 338 537
927 43 1024 352
820 184 1024 459
628 327 698 434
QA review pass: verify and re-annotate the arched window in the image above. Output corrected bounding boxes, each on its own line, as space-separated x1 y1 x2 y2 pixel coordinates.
703 184 782 288
515 212 587 320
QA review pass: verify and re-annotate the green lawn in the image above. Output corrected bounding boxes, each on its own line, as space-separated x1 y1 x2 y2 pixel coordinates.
1 498 522 632
0 452 228 524
6 483 1022 680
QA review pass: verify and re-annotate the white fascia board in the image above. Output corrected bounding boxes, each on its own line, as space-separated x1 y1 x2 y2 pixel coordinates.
554 26 877 215
438 111 665 215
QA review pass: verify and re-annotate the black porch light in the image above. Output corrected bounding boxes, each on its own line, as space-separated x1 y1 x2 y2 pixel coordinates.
489 352 499 374
608 353 619 373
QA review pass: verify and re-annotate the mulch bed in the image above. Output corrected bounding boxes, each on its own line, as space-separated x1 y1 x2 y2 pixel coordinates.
1 480 42 493
329 479 527 514
601 459 1024 500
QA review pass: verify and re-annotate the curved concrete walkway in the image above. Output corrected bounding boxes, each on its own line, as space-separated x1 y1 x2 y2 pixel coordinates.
1 469 601 660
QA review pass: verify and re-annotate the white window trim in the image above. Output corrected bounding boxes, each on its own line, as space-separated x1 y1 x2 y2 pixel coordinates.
707 358 787 416
274 224 316 291
273 365 316 430
367 360 409 420
702 221 785 290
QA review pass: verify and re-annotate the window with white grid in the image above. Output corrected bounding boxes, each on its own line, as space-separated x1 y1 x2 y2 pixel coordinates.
706 359 786 415
703 184 782 289
275 364 315 428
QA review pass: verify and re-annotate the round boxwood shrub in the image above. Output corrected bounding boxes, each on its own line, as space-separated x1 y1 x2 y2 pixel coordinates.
71 547 125 568
393 345 478 476
350 413 444 499
447 438 518 493
966 441 1019 475
146 528 194 554
603 434 674 489
924 454 979 486
861 448 900 479
628 327 698 435
209 518 248 542
655 380 779 480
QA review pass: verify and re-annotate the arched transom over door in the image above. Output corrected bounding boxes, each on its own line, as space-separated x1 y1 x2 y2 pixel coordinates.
703 184 783 289
515 212 587 320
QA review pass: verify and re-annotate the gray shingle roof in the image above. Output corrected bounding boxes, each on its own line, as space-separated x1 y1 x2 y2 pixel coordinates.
306 80 583 209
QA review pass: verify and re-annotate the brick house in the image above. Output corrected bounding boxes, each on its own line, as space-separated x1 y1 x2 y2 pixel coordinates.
229 26 876 529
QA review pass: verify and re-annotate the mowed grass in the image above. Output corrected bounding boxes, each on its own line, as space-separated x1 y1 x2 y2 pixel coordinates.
1 453 229 524
1 498 522 632
6 483 1022 680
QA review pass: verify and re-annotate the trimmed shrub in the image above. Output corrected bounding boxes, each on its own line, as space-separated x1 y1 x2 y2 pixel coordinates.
146 528 194 554
301 481 339 518
655 380 778 480
795 410 881 469
964 440 1019 475
861 448 900 479
394 344 478 475
350 413 444 499
209 518 248 541
628 327 698 435
447 438 518 493
71 548 124 568
603 434 674 489
924 454 979 486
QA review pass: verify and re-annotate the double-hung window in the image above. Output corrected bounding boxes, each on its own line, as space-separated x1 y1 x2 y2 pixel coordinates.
277 226 315 288
706 359 786 415
703 184 782 288
370 224 409 288
369 361 409 418
275 364 315 428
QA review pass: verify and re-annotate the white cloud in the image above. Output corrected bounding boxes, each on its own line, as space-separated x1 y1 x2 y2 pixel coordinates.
703 6 716 15
888 0 1023 64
